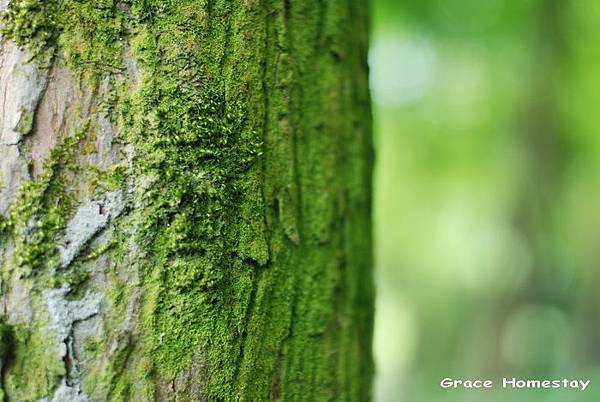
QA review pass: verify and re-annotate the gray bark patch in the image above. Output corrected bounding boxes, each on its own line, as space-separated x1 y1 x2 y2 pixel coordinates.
37 380 89 402
42 284 102 402
0 45 48 146
0 41 48 213
43 284 102 345
58 190 124 267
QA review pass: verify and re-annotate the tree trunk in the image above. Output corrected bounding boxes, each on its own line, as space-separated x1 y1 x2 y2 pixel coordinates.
0 1 373 401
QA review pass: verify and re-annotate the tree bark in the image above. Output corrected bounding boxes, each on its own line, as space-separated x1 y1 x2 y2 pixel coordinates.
0 1 373 401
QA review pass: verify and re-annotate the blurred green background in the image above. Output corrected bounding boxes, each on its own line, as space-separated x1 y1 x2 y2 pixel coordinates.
370 1 600 401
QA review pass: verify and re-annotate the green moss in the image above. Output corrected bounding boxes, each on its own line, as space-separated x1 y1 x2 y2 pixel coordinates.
4 126 86 276
87 163 128 196
112 4 275 398
0 0 58 61
15 110 35 136
1 0 127 81
82 337 103 357
57 0 127 80
3 321 65 401
0 321 13 364
0 214 7 236
0 322 13 402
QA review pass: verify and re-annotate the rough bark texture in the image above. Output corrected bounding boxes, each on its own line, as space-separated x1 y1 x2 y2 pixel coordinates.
0 1 373 401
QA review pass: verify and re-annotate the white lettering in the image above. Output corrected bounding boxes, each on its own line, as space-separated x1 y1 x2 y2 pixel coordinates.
440 378 493 389
440 378 453 389
443 377 590 391
503 378 515 388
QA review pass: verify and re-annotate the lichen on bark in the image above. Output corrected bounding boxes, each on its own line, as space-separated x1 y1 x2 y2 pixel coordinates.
0 0 373 401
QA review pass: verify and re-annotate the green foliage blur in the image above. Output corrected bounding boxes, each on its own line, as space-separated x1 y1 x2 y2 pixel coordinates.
371 1 600 401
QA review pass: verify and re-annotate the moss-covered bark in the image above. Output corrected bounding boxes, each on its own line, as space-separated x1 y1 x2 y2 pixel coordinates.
0 0 373 401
